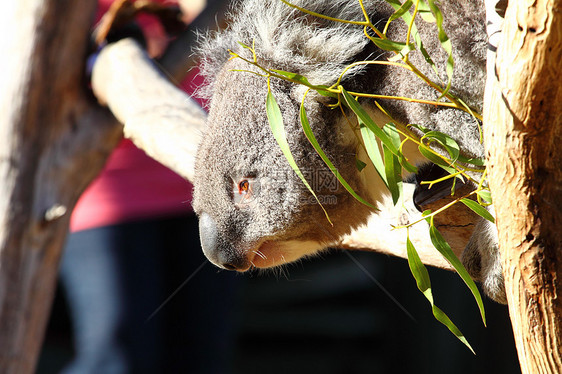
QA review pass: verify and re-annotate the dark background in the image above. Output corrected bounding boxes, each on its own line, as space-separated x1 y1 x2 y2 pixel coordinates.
39 248 520 374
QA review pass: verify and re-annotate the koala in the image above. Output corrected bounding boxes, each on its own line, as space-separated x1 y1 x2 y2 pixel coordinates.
192 0 506 303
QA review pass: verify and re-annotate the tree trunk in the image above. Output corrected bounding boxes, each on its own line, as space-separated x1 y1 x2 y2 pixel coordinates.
0 1 215 371
0 1 122 372
484 0 562 372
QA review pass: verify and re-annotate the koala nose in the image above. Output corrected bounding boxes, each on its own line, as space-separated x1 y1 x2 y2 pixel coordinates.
199 212 219 260
219 255 250 271
198 212 250 271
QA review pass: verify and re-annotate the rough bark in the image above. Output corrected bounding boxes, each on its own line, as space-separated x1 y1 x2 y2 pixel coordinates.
484 0 562 372
0 1 122 372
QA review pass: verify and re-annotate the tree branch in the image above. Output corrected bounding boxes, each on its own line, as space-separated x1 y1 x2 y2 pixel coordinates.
0 1 122 372
484 0 562 371
91 38 206 181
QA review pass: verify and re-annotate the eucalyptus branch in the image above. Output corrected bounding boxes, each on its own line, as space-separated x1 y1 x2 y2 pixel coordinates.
347 90 463 110
404 0 421 63
332 60 412 88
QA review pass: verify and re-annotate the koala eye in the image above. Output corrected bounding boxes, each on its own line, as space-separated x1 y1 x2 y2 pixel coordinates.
238 180 250 194
233 177 258 206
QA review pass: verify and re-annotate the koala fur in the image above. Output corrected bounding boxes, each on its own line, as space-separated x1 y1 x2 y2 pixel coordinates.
192 0 505 303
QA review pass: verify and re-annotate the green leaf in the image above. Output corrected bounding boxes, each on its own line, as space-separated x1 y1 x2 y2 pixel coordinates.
271 70 337 98
387 0 412 23
460 198 495 223
406 236 475 353
409 123 431 134
428 224 486 326
266 91 333 224
418 129 484 167
431 305 474 354
384 123 418 173
314 86 339 98
384 0 441 79
456 155 486 167
237 41 251 49
371 38 415 54
341 88 399 156
359 124 388 188
271 69 311 84
423 0 454 97
418 145 457 175
383 124 403 205
417 0 436 22
422 131 460 162
476 190 492 204
300 103 377 210
383 144 402 205
406 236 432 297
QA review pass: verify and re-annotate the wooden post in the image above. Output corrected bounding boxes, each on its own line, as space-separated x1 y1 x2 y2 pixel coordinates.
484 0 562 372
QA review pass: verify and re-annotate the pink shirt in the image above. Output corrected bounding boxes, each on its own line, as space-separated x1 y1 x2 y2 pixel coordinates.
69 140 194 232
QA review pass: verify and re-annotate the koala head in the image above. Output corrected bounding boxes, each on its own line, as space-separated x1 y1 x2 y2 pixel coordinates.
192 58 373 271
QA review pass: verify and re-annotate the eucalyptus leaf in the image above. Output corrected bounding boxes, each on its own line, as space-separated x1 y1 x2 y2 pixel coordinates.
431 305 475 355
384 0 441 78
237 41 251 49
387 0 412 23
356 158 367 172
383 144 402 205
476 190 492 204
406 236 475 353
456 155 486 167
360 124 388 187
422 130 460 162
428 224 486 326
371 38 415 53
341 88 399 156
271 69 312 85
266 91 333 224
409 123 431 134
422 209 432 217
460 198 495 223
418 145 457 175
417 0 436 22
383 124 403 205
384 123 418 173
423 0 454 96
300 103 377 210
271 70 336 98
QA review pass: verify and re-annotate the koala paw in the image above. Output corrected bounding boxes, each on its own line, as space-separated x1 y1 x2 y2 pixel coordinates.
462 216 507 304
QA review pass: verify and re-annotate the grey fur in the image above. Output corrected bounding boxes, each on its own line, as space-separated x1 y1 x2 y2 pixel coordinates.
192 0 506 303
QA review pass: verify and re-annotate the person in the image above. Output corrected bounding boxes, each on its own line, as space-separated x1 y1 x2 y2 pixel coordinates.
58 1 236 372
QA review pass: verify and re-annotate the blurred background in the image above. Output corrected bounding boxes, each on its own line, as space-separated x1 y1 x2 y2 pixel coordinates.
40 249 520 373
